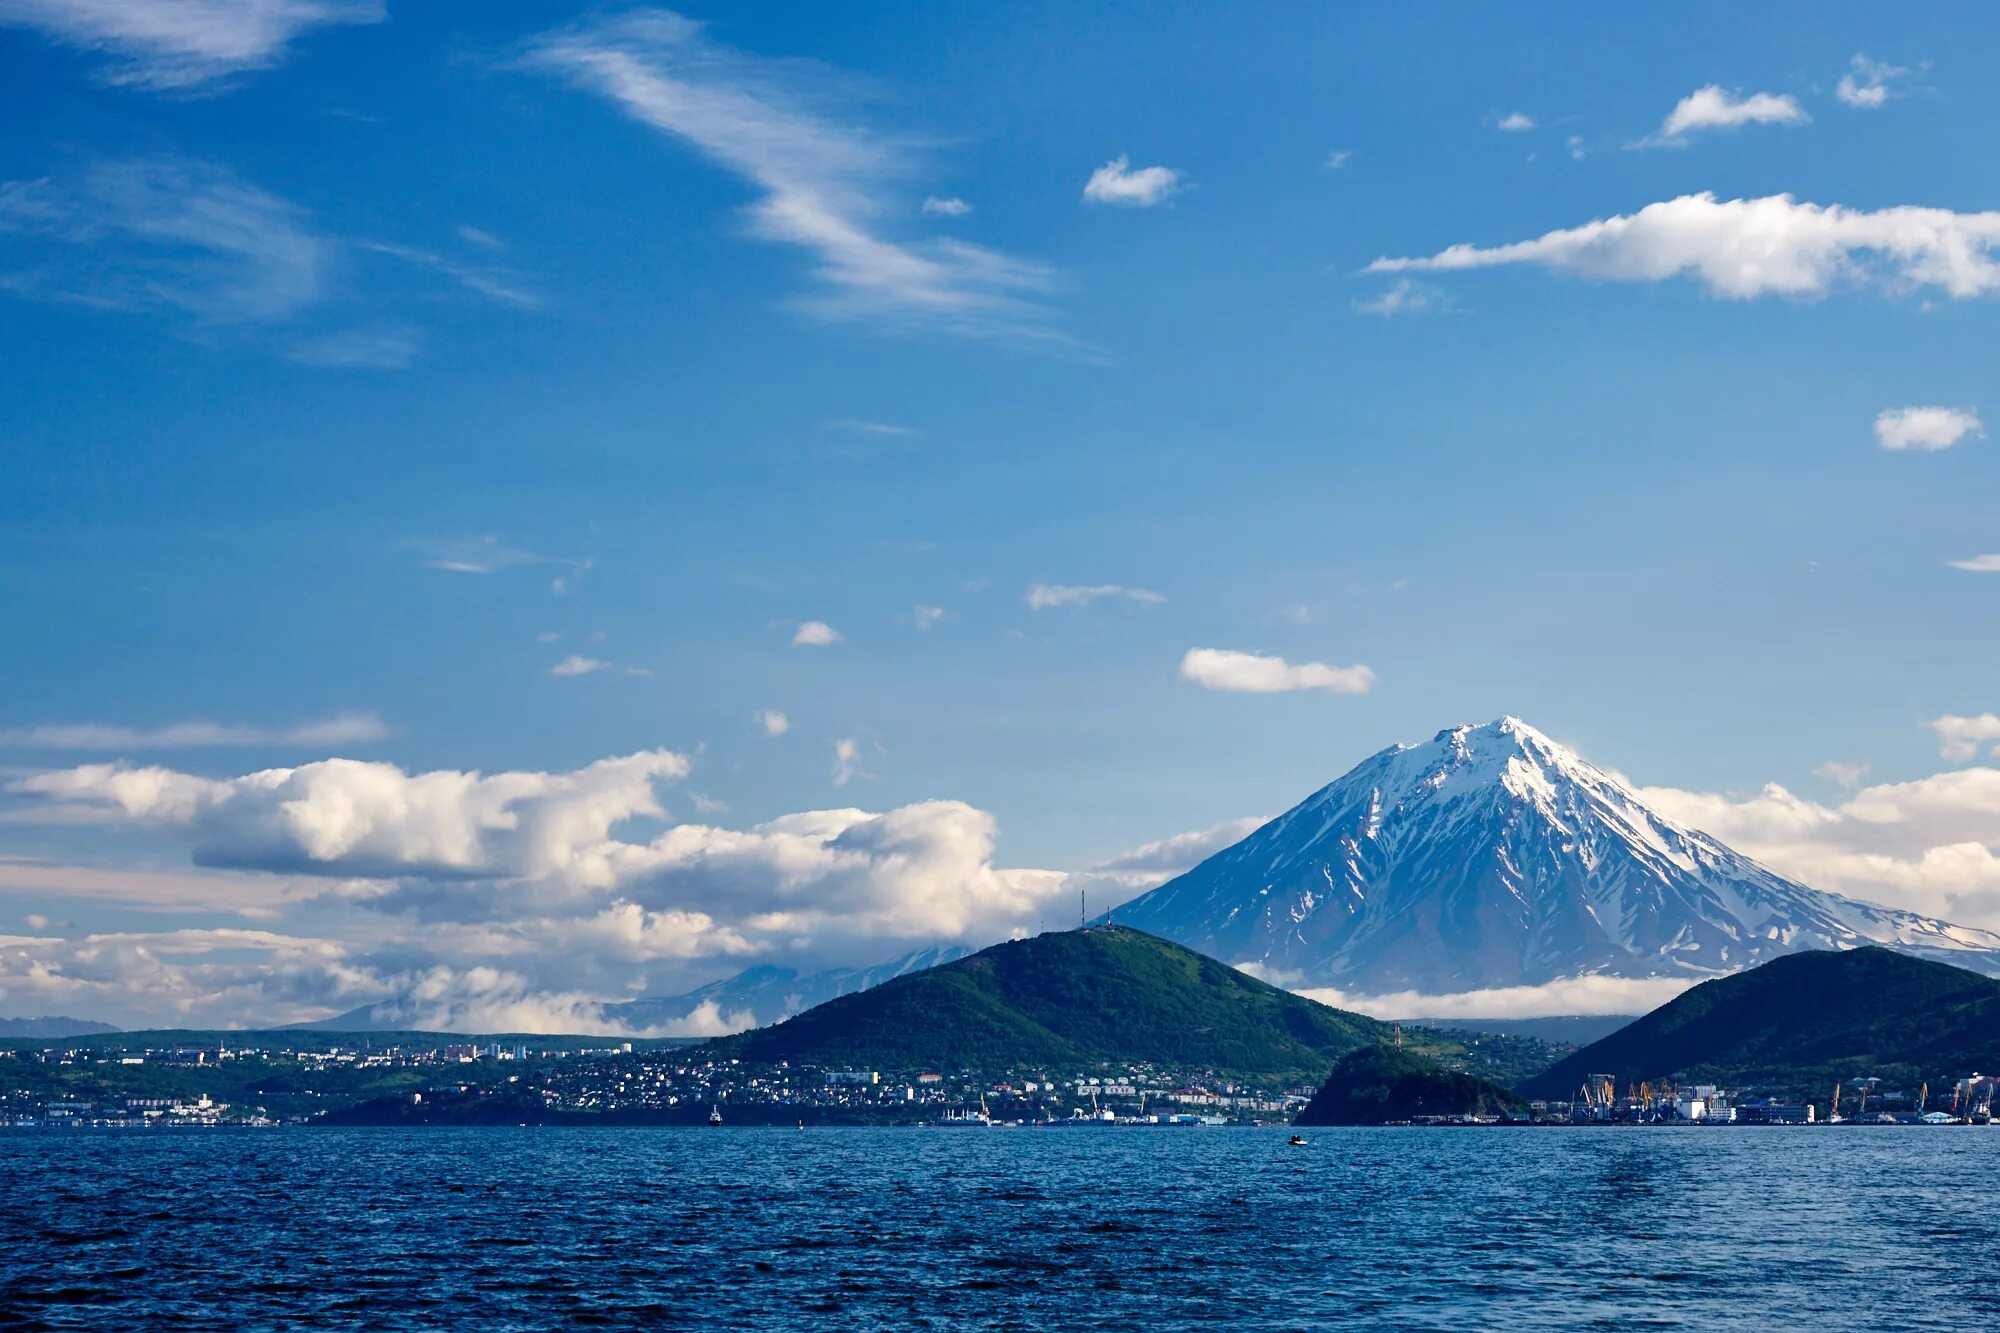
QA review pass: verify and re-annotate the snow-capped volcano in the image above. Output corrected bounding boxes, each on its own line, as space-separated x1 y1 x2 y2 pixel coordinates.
1112 717 2000 993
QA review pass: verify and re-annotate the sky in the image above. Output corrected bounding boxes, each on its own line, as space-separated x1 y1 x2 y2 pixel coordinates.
6 1 2000 1030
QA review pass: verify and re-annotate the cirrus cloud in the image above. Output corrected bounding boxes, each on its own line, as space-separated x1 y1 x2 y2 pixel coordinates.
1025 582 1164 611
0 0 384 92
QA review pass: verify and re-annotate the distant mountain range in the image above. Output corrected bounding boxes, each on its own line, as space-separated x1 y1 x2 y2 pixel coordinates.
0 1016 119 1038
603 945 972 1032
302 945 971 1033
1521 947 2000 1098
1112 717 2000 993
704 925 1388 1078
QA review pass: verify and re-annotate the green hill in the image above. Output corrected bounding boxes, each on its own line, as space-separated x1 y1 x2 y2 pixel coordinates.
1294 1046 1526 1125
703 925 1389 1078
1521 947 2000 1099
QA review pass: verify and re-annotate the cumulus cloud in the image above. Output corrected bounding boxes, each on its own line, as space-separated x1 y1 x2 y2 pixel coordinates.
1949 554 2000 573
522 10 1060 341
0 0 383 92
1926 713 2000 762
792 620 842 646
921 195 971 217
1814 760 1870 790
549 655 613 678
1025 582 1165 610
756 709 790 737
9 751 694 885
1324 149 1352 170
1495 112 1536 132
911 604 947 629
1644 85 1808 145
1875 405 1983 451
1178 648 1378 696
1081 155 1181 208
1369 193 2000 301
1636 759 2000 929
1837 54 1915 110
8 751 1070 946
1353 277 1451 317
1068 817 1269 915
0 712 388 751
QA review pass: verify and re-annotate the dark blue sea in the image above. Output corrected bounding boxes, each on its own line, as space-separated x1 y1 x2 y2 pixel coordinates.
5 1126 1998 1329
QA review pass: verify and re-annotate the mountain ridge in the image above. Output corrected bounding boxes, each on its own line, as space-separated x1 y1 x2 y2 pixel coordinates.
1520 947 2000 1098
702 925 1390 1077
1111 717 2000 993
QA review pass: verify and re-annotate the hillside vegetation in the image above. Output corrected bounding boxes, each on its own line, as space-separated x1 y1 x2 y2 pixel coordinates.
1522 947 2000 1098
706 925 1389 1078
1294 1046 1526 1125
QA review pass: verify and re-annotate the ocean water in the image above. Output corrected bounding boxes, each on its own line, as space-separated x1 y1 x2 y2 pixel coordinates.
4 1126 1998 1330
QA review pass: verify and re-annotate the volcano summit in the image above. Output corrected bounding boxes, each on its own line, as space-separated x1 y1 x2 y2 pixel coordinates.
1112 718 2000 994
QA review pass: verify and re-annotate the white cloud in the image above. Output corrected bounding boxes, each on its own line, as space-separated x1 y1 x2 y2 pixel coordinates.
1369 192 2000 301
1837 54 1914 110
284 326 421 369
1949 554 2000 573
792 620 842 646
0 157 328 323
359 240 541 310
1081 155 1181 208
1875 405 1983 451
911 604 947 630
11 754 1075 945
1296 974 1699 1020
422 535 540 574
756 709 790 737
1645 85 1809 145
831 738 862 788
1926 713 2000 762
1814 760 1870 790
522 10 1059 341
1353 277 1450 317
1025 582 1165 611
1324 149 1352 170
9 750 694 885
0 712 388 750
3 747 1097 1027
1634 760 2000 929
1496 112 1536 132
549 655 612 678
1085 816 1266 888
0 0 383 92
1178 648 1378 696
921 195 972 217
827 417 915 436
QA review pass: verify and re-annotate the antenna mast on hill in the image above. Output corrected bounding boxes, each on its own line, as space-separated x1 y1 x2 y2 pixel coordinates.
1080 887 1086 928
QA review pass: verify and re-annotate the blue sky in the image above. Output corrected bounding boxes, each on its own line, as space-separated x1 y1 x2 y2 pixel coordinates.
6 2 2000 1028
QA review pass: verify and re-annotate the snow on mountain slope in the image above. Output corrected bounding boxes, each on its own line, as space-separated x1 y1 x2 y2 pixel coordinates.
1111 718 2000 993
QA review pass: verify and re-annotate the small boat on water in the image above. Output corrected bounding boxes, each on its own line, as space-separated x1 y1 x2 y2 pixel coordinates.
706 1104 723 1127
1287 1134 1309 1147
